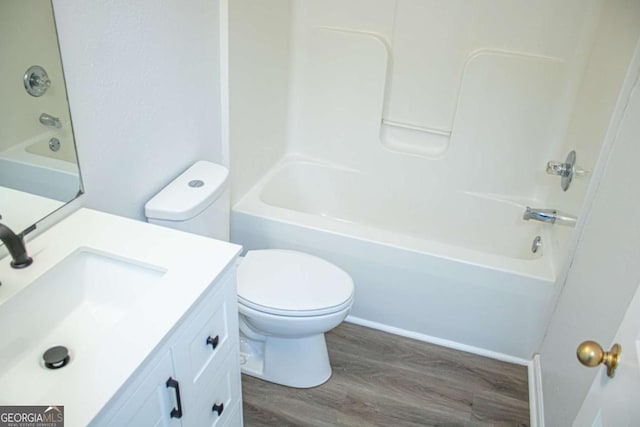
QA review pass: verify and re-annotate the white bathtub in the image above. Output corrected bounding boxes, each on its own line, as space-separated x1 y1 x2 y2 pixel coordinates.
232 157 556 360
0 132 81 202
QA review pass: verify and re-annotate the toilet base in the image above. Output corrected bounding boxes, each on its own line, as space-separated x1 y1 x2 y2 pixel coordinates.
239 332 332 388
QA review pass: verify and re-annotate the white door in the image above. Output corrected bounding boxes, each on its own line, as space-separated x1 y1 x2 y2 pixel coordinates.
573 284 640 426
537 25 640 426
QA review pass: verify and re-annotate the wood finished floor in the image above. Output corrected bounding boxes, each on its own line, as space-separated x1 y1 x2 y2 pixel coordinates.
242 323 529 427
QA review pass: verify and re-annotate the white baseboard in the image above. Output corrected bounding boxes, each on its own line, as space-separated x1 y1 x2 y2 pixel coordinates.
345 315 530 366
528 354 544 427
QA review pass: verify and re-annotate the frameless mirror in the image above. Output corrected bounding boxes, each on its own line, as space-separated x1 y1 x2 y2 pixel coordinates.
0 0 83 234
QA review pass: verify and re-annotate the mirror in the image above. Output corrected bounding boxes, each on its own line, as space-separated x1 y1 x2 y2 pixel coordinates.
0 0 83 234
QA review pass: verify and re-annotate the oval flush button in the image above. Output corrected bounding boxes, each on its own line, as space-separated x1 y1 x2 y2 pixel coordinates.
188 180 204 188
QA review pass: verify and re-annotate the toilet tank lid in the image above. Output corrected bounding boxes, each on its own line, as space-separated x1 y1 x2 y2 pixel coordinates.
145 161 229 221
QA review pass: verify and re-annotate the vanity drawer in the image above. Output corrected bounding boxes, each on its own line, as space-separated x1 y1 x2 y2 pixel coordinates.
189 352 241 427
172 272 237 400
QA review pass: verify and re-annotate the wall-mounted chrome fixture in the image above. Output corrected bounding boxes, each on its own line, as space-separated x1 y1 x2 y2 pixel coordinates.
39 113 62 128
523 207 577 227
23 65 51 97
531 236 542 254
546 150 589 191
48 137 61 152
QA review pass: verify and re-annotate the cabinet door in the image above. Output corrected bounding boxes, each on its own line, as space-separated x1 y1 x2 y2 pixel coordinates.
107 353 182 427
188 352 241 427
172 274 235 403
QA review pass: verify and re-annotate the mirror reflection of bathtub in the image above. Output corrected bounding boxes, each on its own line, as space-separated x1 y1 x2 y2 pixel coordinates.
0 0 83 234
0 130 81 232
0 129 79 200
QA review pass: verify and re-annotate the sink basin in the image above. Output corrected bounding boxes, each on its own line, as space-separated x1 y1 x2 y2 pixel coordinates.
0 249 165 391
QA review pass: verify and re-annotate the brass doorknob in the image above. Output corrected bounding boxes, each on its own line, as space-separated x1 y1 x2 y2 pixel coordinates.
576 340 621 378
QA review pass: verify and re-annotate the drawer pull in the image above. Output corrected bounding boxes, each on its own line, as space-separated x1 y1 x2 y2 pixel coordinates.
166 377 183 419
206 335 220 350
212 402 224 416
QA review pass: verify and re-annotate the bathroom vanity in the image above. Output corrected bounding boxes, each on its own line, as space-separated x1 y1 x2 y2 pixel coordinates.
0 209 243 426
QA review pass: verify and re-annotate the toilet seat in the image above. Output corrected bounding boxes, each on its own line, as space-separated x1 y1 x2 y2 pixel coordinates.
237 249 354 318
238 294 354 318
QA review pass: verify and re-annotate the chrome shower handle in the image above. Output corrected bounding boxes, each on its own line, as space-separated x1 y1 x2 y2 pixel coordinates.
546 150 589 191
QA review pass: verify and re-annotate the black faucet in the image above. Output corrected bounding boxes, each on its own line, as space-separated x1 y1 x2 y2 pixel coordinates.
0 222 33 268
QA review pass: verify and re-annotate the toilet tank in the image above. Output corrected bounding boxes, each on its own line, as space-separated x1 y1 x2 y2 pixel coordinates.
144 161 230 241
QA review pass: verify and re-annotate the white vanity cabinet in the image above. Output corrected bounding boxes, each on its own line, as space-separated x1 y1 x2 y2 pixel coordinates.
91 265 243 427
0 209 243 426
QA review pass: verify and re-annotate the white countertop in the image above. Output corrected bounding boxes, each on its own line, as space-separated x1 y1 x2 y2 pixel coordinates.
0 208 241 426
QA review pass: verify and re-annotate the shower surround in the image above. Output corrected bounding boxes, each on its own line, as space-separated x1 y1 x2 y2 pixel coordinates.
230 0 627 359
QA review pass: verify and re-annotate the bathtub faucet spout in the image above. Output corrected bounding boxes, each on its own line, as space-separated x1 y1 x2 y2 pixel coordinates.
39 113 62 129
523 207 577 227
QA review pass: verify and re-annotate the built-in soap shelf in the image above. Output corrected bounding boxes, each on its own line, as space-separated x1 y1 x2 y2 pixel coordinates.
380 119 451 158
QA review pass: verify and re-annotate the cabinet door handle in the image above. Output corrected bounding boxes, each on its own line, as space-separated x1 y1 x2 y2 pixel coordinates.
206 335 219 350
166 377 183 419
212 402 224 416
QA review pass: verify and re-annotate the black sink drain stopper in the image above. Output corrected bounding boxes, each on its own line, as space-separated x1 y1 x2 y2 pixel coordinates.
43 346 70 369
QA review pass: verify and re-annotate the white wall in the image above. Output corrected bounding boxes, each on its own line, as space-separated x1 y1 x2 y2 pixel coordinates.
52 0 227 221
229 0 293 204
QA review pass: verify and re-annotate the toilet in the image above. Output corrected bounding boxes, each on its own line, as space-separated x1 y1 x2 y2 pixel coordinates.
144 161 354 388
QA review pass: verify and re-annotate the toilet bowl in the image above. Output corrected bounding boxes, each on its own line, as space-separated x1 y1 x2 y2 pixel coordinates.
144 161 355 388
237 249 354 388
